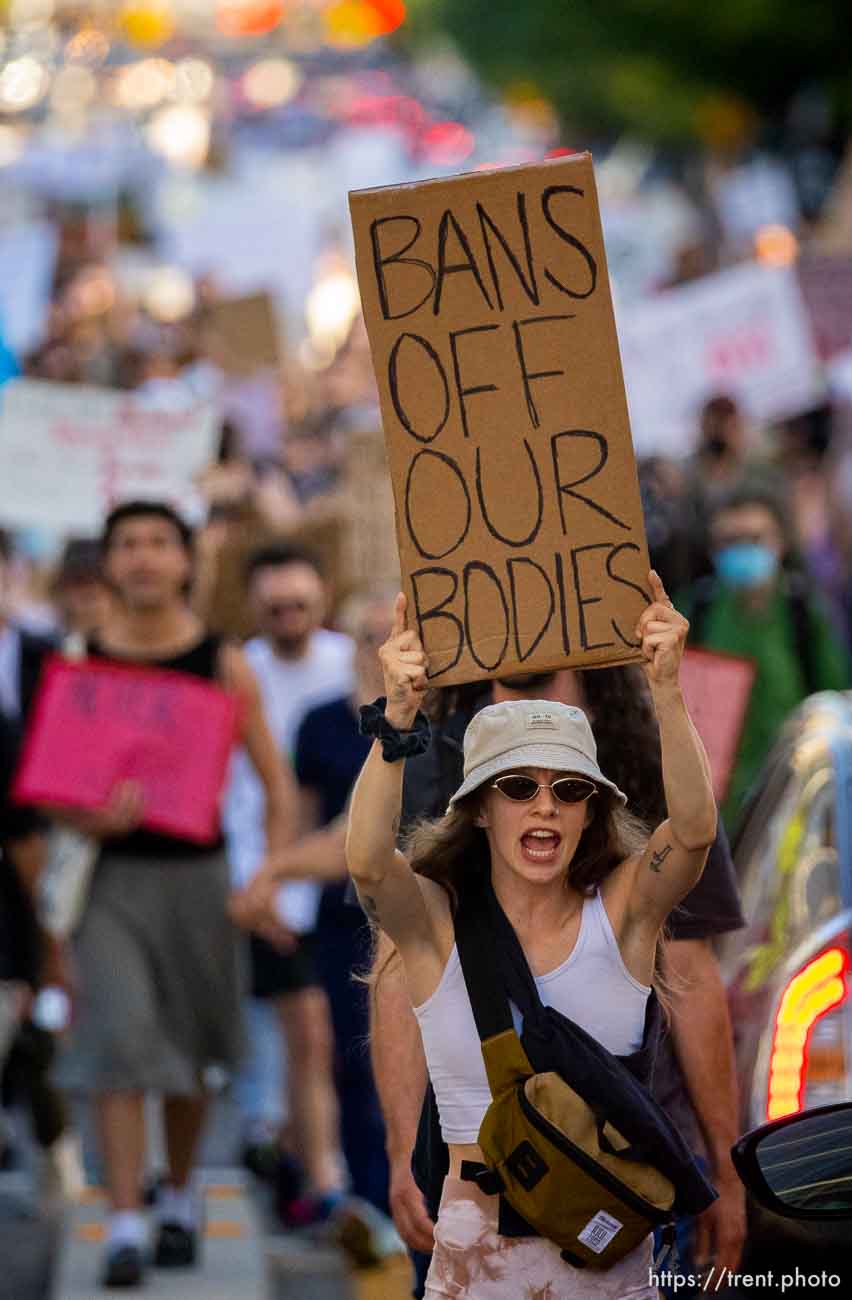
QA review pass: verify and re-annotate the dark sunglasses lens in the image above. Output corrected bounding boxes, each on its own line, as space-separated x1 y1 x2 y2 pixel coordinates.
495 775 539 801
552 779 596 804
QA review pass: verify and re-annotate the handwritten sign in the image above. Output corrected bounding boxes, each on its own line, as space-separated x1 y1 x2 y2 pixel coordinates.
0 379 219 534
13 657 240 844
679 647 756 803
350 153 651 687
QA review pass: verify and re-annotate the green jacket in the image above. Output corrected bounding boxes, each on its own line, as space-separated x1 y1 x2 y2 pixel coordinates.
678 578 849 831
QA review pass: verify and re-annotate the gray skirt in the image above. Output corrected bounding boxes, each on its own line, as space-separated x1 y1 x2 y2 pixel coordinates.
57 848 245 1096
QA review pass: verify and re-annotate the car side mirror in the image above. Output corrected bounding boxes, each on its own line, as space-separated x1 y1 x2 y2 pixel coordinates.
731 1103 852 1219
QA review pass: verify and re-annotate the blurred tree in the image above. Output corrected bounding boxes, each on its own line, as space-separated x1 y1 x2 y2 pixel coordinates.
406 0 852 145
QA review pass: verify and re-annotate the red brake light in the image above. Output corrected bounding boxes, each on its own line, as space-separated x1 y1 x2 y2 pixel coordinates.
767 946 849 1121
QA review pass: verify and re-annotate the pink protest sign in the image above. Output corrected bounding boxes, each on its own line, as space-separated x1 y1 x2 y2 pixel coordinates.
13 656 241 845
679 647 756 803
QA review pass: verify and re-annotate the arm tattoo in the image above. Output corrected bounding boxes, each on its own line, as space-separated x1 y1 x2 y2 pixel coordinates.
391 814 400 835
362 893 381 926
649 844 673 874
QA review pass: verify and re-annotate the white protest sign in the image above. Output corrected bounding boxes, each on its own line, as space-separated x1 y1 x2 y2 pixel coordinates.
618 263 823 456
0 379 219 534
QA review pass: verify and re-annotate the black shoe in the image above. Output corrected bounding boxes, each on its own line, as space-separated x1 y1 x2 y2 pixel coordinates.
241 1138 279 1185
154 1220 200 1269
102 1244 146 1288
273 1150 306 1221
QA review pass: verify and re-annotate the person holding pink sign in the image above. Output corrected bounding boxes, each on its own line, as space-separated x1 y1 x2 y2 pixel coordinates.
50 500 299 1291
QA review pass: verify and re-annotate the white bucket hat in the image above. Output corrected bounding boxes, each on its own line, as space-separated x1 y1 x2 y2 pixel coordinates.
448 700 627 808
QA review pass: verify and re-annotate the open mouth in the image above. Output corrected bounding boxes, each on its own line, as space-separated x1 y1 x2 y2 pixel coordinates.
520 830 563 863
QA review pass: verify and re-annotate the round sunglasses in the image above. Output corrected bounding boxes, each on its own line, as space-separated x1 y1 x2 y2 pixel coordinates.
490 774 598 805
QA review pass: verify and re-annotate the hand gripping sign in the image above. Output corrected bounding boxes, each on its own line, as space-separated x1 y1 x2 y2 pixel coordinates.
13 656 241 845
350 152 652 687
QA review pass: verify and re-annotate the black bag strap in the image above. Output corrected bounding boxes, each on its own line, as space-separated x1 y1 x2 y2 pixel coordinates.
455 875 600 1039
483 882 559 1028
453 873 516 1042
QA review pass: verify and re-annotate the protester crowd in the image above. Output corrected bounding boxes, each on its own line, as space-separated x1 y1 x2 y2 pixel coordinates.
0 197 851 1298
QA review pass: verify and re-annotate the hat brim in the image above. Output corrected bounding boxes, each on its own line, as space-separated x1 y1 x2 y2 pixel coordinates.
448 742 627 808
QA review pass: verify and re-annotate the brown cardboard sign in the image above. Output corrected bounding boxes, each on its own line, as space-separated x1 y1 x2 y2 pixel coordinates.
350 153 651 686
203 292 281 374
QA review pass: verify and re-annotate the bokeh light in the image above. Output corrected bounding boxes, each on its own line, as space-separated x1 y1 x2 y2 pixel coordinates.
306 268 360 355
65 26 111 65
119 2 176 49
367 0 406 35
113 58 177 111
146 103 211 169
421 120 475 166
173 58 215 104
144 266 196 322
0 56 50 113
216 0 285 38
324 0 407 48
243 57 302 109
755 224 799 267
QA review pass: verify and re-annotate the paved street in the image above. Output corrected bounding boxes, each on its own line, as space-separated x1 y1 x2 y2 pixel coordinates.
4 1095 412 1299
58 1172 264 1300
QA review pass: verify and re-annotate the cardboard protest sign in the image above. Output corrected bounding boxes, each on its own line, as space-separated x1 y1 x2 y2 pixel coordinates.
618 263 823 456
0 379 220 534
13 657 240 845
339 428 399 593
198 507 349 641
679 647 756 803
350 153 651 687
203 292 282 374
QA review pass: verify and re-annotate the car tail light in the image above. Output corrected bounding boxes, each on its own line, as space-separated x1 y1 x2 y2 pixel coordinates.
766 945 849 1121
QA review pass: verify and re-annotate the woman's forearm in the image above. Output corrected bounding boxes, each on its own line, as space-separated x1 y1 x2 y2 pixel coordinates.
652 681 717 849
345 740 406 884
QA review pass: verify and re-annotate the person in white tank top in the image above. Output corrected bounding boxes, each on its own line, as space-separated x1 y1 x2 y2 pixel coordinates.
346 572 717 1300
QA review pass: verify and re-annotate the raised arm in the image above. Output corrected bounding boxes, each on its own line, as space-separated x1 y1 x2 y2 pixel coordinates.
628 572 717 932
345 595 449 991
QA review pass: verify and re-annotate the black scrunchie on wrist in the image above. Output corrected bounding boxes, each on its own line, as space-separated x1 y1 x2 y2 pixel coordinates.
359 697 431 763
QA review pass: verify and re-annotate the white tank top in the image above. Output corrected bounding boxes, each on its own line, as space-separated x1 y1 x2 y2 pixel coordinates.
412 888 651 1145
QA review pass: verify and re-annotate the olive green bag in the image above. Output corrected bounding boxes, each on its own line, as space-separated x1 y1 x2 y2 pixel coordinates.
454 879 715 1270
475 1027 675 1268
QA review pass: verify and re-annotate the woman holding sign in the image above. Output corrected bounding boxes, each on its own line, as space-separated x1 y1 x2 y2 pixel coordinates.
345 573 717 1298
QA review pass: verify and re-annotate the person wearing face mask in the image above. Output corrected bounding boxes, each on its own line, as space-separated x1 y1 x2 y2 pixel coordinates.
681 484 848 831
680 396 783 586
